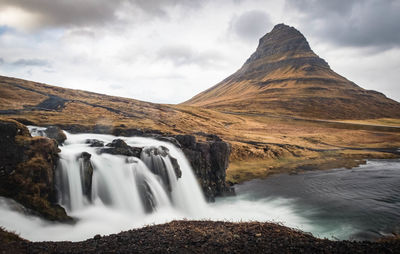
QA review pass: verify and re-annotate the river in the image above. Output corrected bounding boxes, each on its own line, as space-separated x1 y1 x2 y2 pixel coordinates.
231 159 400 240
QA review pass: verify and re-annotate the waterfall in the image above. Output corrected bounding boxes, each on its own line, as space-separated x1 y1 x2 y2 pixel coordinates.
0 127 311 242
47 131 207 216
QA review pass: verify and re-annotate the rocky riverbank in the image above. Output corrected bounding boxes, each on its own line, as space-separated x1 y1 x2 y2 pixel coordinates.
1 221 399 253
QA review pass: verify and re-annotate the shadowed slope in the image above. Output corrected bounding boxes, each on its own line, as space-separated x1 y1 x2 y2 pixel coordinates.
184 24 400 119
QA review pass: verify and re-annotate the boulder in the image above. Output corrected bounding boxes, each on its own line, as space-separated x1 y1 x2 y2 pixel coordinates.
44 126 67 145
99 139 142 157
78 152 94 201
85 139 104 147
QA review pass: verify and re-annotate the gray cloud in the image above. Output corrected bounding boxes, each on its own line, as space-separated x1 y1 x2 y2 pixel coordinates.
158 45 224 67
229 10 272 42
132 0 204 17
285 0 400 49
0 0 122 28
12 58 50 67
0 0 206 29
0 57 3 65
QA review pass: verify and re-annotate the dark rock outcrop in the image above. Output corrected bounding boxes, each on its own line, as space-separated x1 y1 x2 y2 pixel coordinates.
99 139 142 157
0 120 69 221
169 157 182 179
174 135 234 202
78 152 94 202
85 139 104 147
44 126 67 145
36 95 68 111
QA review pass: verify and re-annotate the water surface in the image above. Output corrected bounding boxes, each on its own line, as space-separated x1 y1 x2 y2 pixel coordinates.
234 159 400 240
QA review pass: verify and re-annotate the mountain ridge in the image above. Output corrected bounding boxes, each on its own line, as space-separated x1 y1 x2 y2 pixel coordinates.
184 24 400 119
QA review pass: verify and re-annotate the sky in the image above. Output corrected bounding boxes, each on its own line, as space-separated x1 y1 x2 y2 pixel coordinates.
0 0 399 104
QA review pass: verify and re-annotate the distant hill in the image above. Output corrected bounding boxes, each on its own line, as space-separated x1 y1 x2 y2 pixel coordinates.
183 24 400 119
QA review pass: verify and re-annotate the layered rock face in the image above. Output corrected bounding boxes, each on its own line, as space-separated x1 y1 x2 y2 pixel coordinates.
0 120 69 221
175 135 234 202
184 24 400 119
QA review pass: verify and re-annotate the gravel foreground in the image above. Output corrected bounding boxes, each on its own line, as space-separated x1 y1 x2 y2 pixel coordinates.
1 221 400 254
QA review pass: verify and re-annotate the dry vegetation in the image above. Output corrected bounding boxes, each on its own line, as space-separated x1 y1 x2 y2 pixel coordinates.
1 75 400 184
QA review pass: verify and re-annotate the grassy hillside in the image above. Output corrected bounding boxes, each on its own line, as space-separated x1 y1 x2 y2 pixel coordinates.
1 75 400 183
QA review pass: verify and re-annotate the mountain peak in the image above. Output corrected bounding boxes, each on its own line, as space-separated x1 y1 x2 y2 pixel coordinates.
246 23 314 64
183 24 400 120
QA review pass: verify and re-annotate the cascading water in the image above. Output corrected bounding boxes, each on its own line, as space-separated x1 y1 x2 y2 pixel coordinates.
54 132 207 217
0 127 314 241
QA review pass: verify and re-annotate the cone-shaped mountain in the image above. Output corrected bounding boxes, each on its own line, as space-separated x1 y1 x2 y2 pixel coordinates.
184 24 400 119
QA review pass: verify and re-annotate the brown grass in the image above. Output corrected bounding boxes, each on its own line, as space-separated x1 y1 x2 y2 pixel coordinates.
1 75 400 184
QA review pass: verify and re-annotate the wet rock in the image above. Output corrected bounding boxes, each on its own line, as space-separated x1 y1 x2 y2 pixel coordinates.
44 126 67 145
169 157 181 179
127 157 156 213
85 139 104 147
142 146 182 183
78 152 94 202
142 147 172 191
99 139 142 157
137 181 156 213
174 134 234 202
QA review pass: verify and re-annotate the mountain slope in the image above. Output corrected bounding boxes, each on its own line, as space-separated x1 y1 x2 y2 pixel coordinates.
184 24 400 119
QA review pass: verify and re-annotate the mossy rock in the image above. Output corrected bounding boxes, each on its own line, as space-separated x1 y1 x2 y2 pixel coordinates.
0 119 70 221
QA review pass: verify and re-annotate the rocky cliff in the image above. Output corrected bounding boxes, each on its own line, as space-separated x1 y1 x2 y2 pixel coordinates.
184 24 400 119
0 120 69 221
174 135 234 201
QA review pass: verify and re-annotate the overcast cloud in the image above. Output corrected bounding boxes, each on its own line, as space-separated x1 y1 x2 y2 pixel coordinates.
285 0 400 50
0 0 399 103
229 10 272 42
